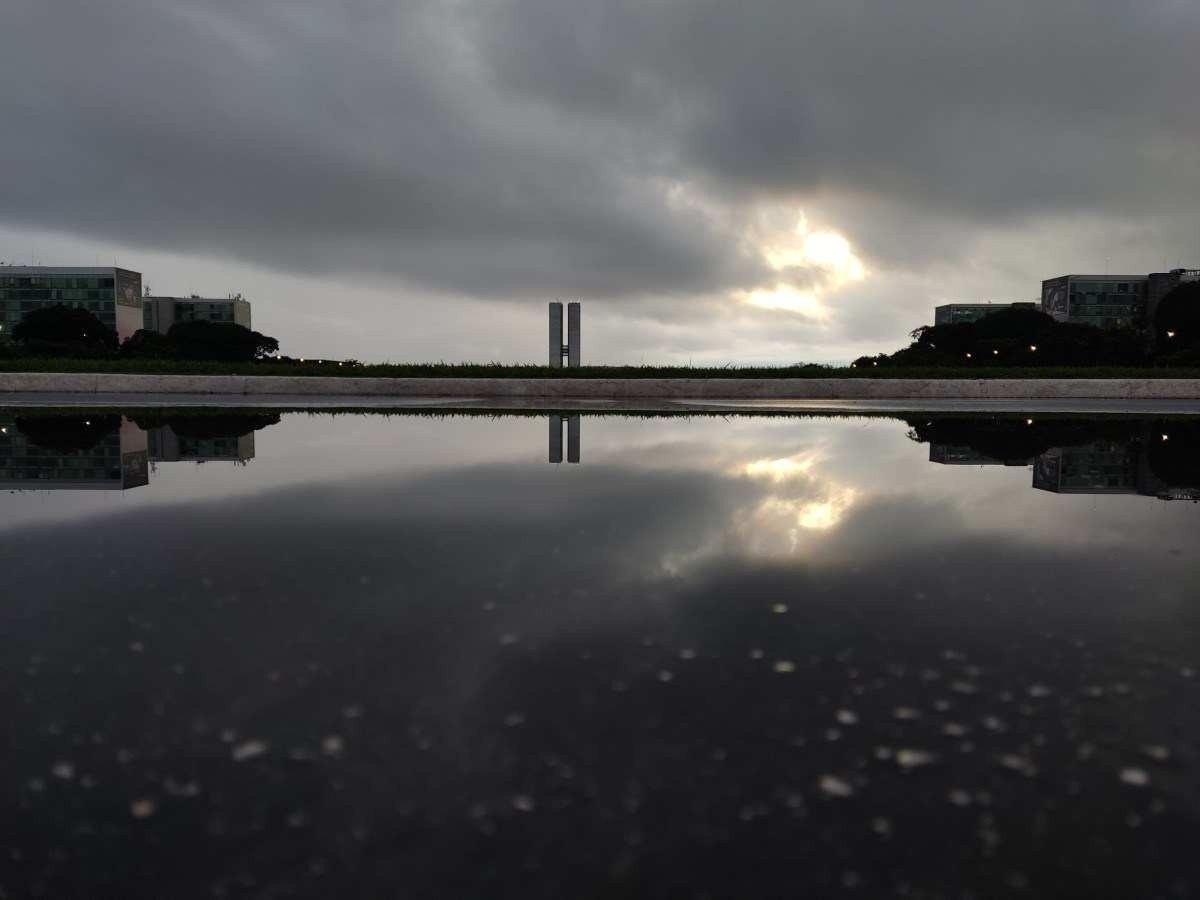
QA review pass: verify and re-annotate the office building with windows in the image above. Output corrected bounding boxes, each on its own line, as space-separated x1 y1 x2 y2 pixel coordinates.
1146 268 1200 326
143 295 252 334
1040 274 1150 328
0 266 143 342
934 301 1037 326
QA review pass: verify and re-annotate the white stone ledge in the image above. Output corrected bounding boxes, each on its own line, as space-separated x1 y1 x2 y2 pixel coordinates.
2 373 1200 399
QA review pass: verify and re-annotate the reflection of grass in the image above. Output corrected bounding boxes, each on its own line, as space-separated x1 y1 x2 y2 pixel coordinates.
2 358 1200 379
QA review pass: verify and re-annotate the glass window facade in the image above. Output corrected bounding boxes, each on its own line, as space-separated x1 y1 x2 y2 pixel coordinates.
0 273 118 339
175 302 236 324
1066 278 1147 327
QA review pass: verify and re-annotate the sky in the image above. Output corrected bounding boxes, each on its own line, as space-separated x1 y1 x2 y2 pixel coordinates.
2 0 1198 365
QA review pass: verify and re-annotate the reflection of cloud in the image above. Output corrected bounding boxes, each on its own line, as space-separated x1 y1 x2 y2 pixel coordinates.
739 452 820 482
732 449 859 555
737 488 859 554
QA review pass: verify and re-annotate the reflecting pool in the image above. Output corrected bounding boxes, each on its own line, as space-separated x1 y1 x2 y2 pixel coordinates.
2 407 1199 898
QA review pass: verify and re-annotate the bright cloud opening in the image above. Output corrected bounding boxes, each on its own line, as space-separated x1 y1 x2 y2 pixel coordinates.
738 211 868 318
737 284 829 318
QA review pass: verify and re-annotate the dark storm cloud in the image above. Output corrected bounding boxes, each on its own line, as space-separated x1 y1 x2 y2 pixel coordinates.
0 0 762 297
473 0 1200 264
1 0 1197 296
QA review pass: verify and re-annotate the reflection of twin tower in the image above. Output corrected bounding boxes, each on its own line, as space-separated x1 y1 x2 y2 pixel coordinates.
549 415 580 464
0 418 254 491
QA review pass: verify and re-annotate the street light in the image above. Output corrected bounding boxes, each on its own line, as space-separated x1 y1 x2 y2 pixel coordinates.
1029 344 1038 352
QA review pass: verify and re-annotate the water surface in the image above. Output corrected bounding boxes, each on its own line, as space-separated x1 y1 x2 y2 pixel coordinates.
2 407 1199 898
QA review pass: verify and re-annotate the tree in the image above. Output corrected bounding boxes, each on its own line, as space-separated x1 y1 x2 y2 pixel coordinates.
14 415 121 453
129 411 281 438
881 306 1148 368
120 329 177 359
166 320 280 362
11 305 118 356
1154 282 1200 350
1146 421 1200 490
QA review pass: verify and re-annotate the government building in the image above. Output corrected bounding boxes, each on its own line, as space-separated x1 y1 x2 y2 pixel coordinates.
143 295 252 332
0 266 253 344
934 301 1037 326
0 266 144 342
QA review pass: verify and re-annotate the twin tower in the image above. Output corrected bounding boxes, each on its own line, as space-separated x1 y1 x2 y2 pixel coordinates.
548 301 581 368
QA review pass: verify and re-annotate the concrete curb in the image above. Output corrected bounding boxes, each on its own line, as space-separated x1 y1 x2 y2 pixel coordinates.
3 373 1200 399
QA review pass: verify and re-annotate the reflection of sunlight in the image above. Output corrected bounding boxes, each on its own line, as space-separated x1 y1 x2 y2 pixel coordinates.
758 489 858 535
734 449 859 554
797 498 847 530
741 452 820 481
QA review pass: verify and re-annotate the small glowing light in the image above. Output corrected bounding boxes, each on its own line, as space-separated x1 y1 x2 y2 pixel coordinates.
84 420 91 426
850 363 856 368
993 350 999 356
965 352 972 359
1167 331 1176 338
1162 434 1170 442
1029 345 1038 351
872 361 878 367
0 426 6 434
1026 419 1034 425
299 357 305 362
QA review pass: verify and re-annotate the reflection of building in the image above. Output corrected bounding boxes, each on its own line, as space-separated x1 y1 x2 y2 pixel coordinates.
1032 442 1140 494
934 302 1037 326
143 295 252 333
0 417 149 491
1033 435 1199 502
0 266 143 342
918 417 1199 503
549 415 580 464
930 445 1032 466
148 427 255 462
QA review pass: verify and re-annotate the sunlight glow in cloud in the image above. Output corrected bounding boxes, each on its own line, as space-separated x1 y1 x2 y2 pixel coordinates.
738 212 868 318
736 284 829 318
762 229 867 283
